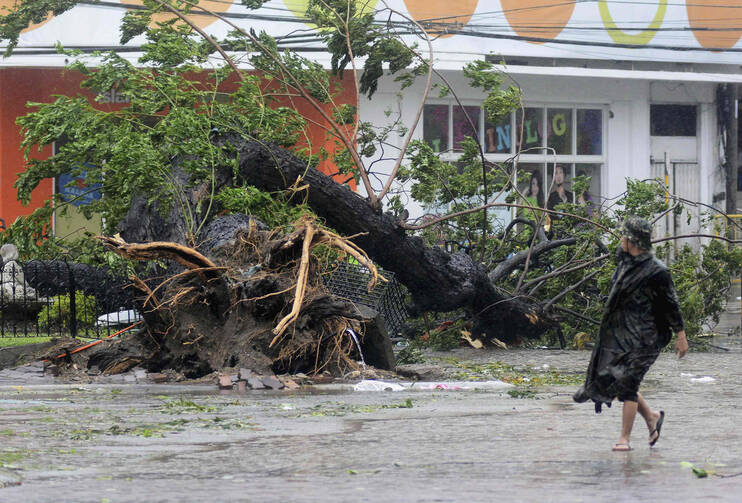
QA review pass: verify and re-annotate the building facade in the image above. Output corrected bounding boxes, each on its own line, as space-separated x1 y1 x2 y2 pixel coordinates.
1 1 741 246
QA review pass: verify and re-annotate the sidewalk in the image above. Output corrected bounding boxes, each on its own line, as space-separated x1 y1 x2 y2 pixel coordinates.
0 348 739 502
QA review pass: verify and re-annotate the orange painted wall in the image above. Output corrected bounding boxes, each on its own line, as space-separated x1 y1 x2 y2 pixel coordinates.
0 67 358 230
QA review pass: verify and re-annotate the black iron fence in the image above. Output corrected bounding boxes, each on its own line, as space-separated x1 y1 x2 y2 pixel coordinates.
1 258 139 339
2 254 409 340
324 261 409 337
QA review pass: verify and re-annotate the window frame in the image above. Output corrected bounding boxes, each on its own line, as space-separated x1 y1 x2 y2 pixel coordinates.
426 102 607 164
422 102 608 211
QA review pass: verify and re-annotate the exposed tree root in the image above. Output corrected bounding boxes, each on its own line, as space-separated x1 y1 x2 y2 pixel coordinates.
86 216 391 378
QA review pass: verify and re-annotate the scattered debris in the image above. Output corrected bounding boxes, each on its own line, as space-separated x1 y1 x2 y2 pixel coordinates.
460 330 484 349
353 379 513 392
682 373 716 383
218 374 234 389
395 364 448 381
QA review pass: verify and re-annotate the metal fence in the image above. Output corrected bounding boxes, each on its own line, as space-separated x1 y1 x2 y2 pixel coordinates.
1 258 139 338
324 261 409 337
2 254 409 340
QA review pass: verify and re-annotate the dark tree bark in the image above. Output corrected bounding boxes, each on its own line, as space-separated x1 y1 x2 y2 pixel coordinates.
224 136 552 343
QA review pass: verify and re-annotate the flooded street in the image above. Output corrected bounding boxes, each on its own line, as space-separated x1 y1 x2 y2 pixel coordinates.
0 348 740 502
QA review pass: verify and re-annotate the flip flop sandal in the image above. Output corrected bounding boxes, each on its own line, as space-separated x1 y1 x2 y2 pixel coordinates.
612 443 632 452
649 410 665 447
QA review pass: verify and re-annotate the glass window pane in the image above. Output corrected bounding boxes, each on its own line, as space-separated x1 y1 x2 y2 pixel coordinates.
452 106 480 151
547 163 574 210
423 104 449 153
514 163 547 225
517 108 544 151
485 113 512 154
547 108 572 155
517 163 546 209
650 105 697 136
577 109 602 155
575 164 602 215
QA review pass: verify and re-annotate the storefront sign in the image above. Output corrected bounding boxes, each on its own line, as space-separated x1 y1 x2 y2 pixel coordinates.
56 168 101 207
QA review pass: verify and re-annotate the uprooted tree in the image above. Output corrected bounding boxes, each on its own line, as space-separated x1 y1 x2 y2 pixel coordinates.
1 0 741 376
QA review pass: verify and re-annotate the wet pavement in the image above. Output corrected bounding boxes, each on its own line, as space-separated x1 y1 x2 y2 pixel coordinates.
0 346 740 502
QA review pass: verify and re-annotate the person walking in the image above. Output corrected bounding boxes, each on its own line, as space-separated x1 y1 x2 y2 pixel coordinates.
573 216 689 451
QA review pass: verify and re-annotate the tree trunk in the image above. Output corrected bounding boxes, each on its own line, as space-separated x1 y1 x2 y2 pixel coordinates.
226 136 551 343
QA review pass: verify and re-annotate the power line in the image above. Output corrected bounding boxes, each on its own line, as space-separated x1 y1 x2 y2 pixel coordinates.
11 2 742 57
444 26 742 52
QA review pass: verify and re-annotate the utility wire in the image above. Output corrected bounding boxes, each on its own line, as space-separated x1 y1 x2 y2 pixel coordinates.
12 2 742 55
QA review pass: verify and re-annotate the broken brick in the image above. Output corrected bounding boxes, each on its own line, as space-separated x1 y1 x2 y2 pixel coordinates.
218 374 234 389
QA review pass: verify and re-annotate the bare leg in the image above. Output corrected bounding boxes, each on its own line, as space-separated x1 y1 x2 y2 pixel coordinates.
615 400 638 449
637 392 662 442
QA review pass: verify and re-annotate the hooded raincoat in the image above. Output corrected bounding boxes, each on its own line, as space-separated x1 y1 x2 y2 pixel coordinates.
573 249 684 412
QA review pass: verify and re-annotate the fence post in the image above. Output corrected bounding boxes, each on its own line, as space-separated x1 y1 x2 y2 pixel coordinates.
67 262 77 338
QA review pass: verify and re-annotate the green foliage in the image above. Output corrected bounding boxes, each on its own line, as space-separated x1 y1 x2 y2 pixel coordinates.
37 292 99 331
400 60 524 259
463 60 522 123
400 138 511 258
0 204 54 258
401 316 468 352
661 240 742 338
1 0 736 352
14 26 306 241
395 345 426 365
306 0 415 98
0 0 79 55
507 389 539 399
403 139 741 347
0 336 52 348
0 219 135 274
214 186 315 230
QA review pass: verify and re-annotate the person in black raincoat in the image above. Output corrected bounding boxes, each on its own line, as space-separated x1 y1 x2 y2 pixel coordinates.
573 216 689 451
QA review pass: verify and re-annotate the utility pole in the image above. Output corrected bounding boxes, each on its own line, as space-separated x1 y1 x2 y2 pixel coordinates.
721 83 738 216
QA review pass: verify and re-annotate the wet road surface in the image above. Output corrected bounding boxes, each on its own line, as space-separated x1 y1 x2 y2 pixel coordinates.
0 348 740 502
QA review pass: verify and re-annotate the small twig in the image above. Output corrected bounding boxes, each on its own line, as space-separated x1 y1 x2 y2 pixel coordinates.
543 270 601 312
523 254 609 290
715 471 742 478
652 234 742 245
708 343 731 352
552 305 600 325
402 202 614 235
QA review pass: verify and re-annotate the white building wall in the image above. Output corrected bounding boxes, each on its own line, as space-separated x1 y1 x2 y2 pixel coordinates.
359 70 722 228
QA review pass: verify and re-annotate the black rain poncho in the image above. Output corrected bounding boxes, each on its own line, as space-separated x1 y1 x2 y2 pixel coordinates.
573 248 684 412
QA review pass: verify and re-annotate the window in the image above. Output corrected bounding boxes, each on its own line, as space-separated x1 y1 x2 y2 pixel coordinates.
517 108 544 152
650 105 697 136
423 104 449 153
452 106 480 151
547 108 572 155
485 113 511 154
422 102 606 214
577 109 602 155
424 103 603 159
517 162 602 212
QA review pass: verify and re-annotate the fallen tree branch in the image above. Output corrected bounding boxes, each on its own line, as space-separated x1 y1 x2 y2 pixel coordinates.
523 253 610 291
543 269 601 312
553 305 599 325
401 202 614 235
489 237 577 283
98 234 220 279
